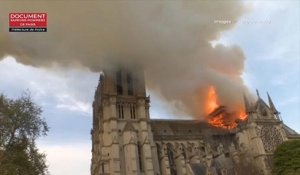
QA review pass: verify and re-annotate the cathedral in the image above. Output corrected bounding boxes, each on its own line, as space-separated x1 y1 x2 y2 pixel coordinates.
90 68 300 175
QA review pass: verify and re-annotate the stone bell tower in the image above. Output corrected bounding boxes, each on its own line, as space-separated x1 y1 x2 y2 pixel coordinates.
91 66 159 175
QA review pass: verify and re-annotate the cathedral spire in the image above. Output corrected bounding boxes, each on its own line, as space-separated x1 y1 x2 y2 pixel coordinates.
267 92 279 114
256 89 260 98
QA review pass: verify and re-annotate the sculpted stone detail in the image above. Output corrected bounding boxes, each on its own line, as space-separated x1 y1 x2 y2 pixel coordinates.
156 143 162 158
255 126 262 136
229 142 236 153
239 143 247 153
259 125 283 153
205 143 213 155
217 143 224 155
162 143 168 156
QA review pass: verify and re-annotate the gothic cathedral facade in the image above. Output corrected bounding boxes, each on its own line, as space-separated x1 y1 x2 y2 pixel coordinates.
91 68 300 175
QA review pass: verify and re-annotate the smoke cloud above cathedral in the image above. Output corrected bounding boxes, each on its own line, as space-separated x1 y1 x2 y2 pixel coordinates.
0 1 251 118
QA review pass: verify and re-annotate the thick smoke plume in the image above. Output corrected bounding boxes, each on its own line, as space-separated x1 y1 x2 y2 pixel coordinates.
0 1 251 118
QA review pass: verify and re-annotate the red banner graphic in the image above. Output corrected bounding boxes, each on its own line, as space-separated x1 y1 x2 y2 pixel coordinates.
9 13 47 28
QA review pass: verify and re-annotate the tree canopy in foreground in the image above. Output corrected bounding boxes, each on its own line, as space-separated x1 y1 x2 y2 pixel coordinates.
0 92 49 175
273 140 300 175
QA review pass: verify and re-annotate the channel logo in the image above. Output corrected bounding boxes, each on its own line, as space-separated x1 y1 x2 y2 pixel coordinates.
9 13 47 32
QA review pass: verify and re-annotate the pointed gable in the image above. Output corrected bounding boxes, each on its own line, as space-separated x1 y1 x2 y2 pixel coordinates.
254 90 272 118
255 98 271 117
267 92 279 114
123 122 136 132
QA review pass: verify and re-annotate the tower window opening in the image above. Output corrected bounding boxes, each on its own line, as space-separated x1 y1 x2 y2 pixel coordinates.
133 106 136 119
130 105 133 119
117 104 124 119
127 72 133 95
121 105 124 119
138 142 144 172
101 162 105 173
130 104 136 119
117 104 121 119
116 70 123 95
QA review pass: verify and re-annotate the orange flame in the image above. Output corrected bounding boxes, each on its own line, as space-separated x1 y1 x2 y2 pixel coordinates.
205 86 220 114
204 86 247 129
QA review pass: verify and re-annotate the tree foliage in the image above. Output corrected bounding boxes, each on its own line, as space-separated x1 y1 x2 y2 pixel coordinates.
273 140 300 175
0 92 49 175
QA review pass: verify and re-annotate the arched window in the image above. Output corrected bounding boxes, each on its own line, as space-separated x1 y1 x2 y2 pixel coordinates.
101 162 105 173
167 143 177 175
117 104 124 119
130 104 136 119
180 143 186 160
138 142 144 172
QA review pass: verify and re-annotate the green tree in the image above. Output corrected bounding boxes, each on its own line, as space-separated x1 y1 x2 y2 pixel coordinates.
273 140 300 175
0 92 49 175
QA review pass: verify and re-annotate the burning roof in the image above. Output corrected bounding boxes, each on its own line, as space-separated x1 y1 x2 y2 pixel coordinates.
204 86 247 129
